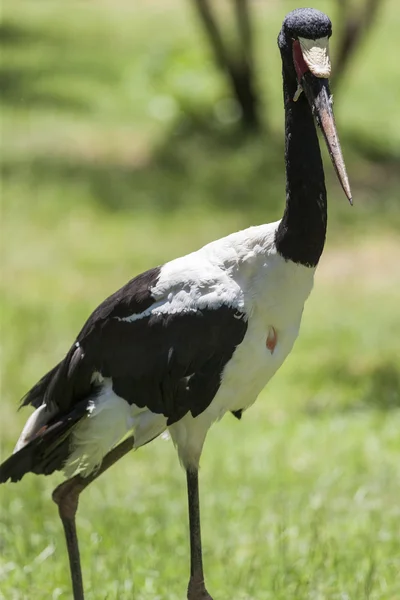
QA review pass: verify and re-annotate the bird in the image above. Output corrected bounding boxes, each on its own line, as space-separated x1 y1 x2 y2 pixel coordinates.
0 8 352 600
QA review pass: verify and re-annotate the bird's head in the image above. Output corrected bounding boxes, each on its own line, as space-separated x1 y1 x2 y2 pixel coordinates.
278 8 352 204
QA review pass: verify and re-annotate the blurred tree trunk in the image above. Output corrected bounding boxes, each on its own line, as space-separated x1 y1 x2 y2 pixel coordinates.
191 0 261 132
332 0 383 87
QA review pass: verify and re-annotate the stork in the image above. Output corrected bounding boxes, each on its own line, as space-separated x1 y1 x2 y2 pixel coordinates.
0 8 352 600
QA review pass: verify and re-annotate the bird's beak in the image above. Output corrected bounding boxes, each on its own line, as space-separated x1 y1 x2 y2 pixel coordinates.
302 72 353 204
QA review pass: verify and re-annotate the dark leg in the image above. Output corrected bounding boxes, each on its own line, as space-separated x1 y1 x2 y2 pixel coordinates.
53 478 84 600
52 437 135 600
186 468 213 600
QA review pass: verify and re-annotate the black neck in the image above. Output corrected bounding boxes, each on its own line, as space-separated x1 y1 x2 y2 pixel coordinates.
275 68 327 267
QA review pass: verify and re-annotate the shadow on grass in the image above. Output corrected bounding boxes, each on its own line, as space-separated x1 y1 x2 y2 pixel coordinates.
0 22 120 113
1 116 287 220
0 21 48 45
305 361 400 415
3 113 400 234
0 67 91 112
362 363 400 410
346 129 400 165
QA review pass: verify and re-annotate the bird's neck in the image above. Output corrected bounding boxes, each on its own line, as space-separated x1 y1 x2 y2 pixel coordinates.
275 73 327 267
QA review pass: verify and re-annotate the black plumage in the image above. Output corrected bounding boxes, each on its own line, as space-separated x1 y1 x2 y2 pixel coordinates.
231 409 243 420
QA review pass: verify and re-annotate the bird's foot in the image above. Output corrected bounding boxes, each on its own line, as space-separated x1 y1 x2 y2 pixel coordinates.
187 575 213 600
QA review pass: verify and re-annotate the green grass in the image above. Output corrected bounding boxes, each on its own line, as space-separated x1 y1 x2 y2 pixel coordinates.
1 1 400 598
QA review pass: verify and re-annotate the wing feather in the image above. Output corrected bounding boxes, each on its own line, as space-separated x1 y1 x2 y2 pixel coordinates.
22 263 248 425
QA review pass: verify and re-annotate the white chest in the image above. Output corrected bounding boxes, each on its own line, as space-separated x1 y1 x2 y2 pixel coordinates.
209 255 315 417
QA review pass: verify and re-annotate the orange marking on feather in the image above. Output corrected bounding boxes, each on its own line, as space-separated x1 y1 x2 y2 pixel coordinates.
266 326 277 353
35 425 48 438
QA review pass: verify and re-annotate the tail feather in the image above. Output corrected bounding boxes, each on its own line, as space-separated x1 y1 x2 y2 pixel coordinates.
0 400 89 483
21 345 93 412
20 363 61 409
1 342 97 483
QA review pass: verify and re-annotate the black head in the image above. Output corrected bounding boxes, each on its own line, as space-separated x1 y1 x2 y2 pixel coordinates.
281 8 332 42
278 8 332 72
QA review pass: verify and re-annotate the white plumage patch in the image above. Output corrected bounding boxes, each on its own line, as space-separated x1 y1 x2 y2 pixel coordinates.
13 403 58 453
115 229 251 324
299 36 331 78
63 380 167 478
64 383 133 478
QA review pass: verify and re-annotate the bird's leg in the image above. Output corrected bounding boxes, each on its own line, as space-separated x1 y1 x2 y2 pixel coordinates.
52 437 135 600
52 477 85 600
186 468 213 600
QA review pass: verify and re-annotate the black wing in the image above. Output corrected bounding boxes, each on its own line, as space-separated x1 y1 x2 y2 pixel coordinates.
22 265 248 426
21 267 162 411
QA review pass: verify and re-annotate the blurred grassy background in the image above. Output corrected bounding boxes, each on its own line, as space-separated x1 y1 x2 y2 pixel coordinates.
1 0 399 599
